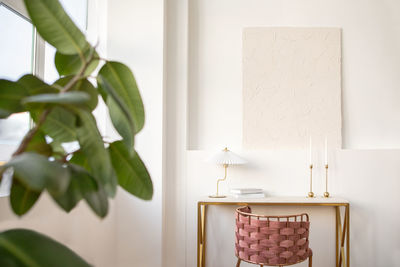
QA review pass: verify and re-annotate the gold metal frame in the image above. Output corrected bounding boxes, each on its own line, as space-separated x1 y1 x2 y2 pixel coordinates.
197 201 350 267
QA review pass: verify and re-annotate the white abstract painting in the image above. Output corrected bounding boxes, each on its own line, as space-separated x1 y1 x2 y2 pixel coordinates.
243 27 342 149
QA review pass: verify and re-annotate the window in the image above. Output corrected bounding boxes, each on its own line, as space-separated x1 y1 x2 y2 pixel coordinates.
0 2 34 147
0 0 89 196
0 0 88 152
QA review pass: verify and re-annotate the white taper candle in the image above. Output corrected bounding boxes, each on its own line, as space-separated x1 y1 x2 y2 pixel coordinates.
309 136 312 165
325 136 328 165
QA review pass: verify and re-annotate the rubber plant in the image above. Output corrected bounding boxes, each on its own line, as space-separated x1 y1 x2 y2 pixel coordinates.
0 0 153 266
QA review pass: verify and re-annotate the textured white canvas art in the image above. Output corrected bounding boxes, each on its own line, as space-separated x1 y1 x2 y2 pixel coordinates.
243 27 342 149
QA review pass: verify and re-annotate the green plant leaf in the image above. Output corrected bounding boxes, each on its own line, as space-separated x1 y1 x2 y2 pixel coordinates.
68 152 110 217
69 150 89 170
51 169 82 213
18 75 58 95
10 179 41 216
70 164 108 218
55 49 99 77
52 164 108 217
108 141 153 200
37 107 77 143
82 182 108 218
26 131 52 157
0 229 91 267
23 0 89 55
54 77 98 110
75 110 117 197
60 164 108 217
97 76 135 150
6 152 70 197
18 76 59 115
22 92 91 108
0 80 29 118
0 110 9 118
98 61 145 133
107 97 134 149
49 141 66 160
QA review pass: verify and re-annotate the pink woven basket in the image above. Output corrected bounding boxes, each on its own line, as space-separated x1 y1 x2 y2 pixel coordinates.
235 206 313 267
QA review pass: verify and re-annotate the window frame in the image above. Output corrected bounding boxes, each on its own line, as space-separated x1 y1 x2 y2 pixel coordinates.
0 0 45 79
0 0 45 162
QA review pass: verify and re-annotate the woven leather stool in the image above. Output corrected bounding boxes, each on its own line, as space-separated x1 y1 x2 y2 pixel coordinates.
235 206 313 267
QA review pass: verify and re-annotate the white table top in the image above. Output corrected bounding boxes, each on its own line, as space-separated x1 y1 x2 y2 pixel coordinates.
198 196 349 204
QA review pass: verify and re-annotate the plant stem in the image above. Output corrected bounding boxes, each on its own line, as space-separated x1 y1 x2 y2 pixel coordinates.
12 109 51 157
61 49 96 93
61 149 81 163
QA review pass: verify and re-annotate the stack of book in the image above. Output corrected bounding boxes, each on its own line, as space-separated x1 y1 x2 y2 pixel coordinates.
230 188 265 198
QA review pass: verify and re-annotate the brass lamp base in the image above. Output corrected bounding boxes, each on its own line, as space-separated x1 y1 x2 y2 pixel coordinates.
210 163 229 199
209 195 226 198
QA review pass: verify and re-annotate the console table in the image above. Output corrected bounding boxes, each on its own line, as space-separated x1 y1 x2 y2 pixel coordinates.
197 197 350 267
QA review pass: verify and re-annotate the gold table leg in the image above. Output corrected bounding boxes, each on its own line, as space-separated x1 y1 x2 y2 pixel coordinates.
336 204 350 267
197 203 207 267
336 207 339 267
197 203 201 267
346 204 350 267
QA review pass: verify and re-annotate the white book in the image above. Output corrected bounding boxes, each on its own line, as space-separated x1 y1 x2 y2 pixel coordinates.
232 193 265 199
230 188 263 194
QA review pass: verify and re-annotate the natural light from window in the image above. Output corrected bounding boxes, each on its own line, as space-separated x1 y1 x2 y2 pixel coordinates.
0 4 33 145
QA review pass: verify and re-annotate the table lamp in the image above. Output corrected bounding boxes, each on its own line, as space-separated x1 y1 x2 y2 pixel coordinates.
207 147 247 198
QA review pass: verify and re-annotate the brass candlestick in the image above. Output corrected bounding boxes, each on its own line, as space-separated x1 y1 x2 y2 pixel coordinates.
323 164 330 198
307 164 315 198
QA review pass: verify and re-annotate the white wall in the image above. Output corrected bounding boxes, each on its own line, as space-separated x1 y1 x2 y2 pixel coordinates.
165 0 400 266
187 0 400 150
106 0 165 267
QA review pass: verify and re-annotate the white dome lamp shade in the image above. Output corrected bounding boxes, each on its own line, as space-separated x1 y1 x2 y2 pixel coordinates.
206 147 247 198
